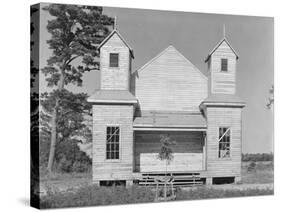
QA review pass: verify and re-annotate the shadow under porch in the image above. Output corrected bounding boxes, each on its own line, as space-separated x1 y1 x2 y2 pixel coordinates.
133 130 206 173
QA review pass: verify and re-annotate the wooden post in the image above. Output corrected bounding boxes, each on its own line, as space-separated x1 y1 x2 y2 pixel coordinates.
206 177 212 185
235 176 241 184
92 180 99 186
155 179 159 201
203 132 207 170
126 180 133 187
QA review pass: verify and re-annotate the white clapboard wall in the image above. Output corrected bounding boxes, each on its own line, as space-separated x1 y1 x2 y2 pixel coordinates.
140 153 203 172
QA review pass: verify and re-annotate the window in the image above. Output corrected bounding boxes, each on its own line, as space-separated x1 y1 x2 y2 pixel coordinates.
109 53 119 67
106 126 120 159
221 58 228 71
218 127 230 158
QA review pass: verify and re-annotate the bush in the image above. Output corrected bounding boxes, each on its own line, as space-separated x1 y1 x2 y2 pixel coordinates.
40 185 155 209
72 161 90 172
247 161 257 172
39 137 92 173
242 153 274 162
58 156 73 173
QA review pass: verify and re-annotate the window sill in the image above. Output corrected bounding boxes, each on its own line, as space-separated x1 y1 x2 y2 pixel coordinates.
218 157 232 161
105 159 121 163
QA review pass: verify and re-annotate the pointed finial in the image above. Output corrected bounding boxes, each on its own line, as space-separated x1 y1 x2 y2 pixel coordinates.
223 24 226 38
114 16 117 30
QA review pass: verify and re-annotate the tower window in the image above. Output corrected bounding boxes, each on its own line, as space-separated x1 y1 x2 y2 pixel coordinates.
106 126 120 160
221 58 228 71
109 53 119 67
218 127 230 158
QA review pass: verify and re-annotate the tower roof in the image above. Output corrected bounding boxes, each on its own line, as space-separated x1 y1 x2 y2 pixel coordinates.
205 37 239 62
98 29 134 58
88 89 138 104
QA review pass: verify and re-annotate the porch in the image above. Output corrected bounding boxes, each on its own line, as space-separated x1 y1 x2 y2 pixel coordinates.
133 111 207 174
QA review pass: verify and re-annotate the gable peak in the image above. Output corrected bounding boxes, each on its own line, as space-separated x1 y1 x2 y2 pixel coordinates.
98 29 134 58
205 37 239 62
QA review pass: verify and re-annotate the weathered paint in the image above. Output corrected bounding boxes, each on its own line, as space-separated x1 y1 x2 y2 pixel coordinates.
92 105 134 181
209 40 237 95
140 153 203 172
100 33 132 90
135 46 207 112
134 131 204 172
205 107 242 178
90 32 244 185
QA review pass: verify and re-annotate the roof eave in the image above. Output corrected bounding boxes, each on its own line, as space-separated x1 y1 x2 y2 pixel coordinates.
205 38 239 63
200 101 246 108
87 99 138 104
98 29 134 58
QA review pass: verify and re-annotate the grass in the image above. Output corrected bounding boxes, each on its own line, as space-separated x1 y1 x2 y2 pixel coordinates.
39 161 274 209
175 187 273 201
40 184 273 209
40 185 155 209
241 161 274 184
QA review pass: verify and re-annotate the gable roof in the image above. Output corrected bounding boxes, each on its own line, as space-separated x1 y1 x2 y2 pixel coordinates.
199 94 246 108
98 29 134 58
133 111 206 129
87 89 138 104
134 45 207 79
205 37 239 62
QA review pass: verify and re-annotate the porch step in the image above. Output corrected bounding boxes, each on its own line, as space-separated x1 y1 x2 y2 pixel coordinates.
137 172 204 187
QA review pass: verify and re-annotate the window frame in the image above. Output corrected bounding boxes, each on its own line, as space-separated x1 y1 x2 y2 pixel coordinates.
221 58 228 72
218 127 231 159
109 53 119 68
105 125 121 161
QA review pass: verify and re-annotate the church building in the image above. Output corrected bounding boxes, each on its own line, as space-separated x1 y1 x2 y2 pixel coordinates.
88 24 245 186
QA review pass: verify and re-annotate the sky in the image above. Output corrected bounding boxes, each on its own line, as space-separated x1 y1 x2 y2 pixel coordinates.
39 4 274 153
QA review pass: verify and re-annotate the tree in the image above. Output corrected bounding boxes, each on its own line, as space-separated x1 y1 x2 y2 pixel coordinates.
42 4 114 173
266 85 274 109
157 134 176 201
30 5 40 204
40 89 92 172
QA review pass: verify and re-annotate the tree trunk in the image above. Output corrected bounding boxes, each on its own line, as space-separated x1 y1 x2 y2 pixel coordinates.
47 99 58 174
164 159 167 201
46 68 65 174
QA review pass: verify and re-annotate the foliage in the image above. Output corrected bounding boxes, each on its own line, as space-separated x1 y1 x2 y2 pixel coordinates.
266 85 274 109
40 185 155 209
41 3 114 173
40 89 92 172
247 161 257 172
30 6 40 203
242 153 274 162
158 134 176 163
42 4 114 87
157 134 176 201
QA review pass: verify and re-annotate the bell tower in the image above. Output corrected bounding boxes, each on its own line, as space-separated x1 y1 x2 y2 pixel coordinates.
205 28 239 95
88 20 137 186
98 19 134 90
200 27 245 185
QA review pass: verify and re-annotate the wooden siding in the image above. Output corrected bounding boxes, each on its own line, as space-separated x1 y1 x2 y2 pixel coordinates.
134 131 204 172
135 46 207 112
140 153 203 172
210 41 236 94
100 33 131 90
206 107 242 177
92 105 134 181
